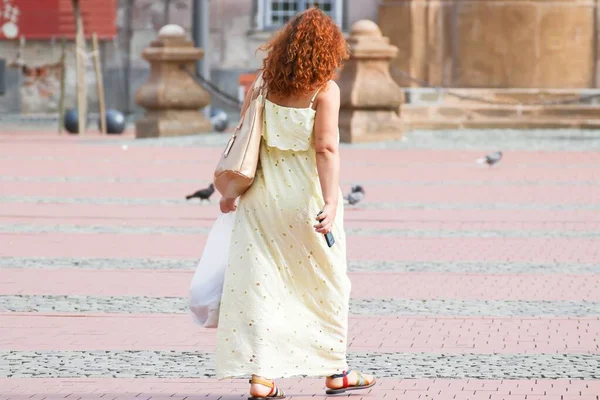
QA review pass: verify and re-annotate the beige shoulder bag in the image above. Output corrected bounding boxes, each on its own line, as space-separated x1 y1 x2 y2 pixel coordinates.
213 73 265 198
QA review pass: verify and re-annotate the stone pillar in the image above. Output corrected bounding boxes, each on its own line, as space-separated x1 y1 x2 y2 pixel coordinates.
135 24 211 138
338 20 404 143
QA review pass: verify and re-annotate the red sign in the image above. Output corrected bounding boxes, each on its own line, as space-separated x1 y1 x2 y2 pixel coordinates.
0 0 117 40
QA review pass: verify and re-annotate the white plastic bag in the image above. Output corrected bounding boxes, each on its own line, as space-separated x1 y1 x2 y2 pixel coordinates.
189 211 235 328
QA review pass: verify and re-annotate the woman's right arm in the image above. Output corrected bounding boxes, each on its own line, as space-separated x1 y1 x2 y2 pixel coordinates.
313 81 341 234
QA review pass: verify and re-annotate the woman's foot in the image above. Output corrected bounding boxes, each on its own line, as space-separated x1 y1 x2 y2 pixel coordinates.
249 375 286 399
325 370 375 394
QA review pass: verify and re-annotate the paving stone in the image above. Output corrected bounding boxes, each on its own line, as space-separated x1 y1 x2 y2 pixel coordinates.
1 351 598 379
2 256 599 274
0 176 208 184
2 127 600 398
4 269 598 300
0 257 196 270
2 174 600 188
3 195 600 210
3 223 600 238
71 129 600 151
6 313 598 355
0 224 212 236
349 260 600 274
2 295 599 317
5 223 600 239
347 129 600 152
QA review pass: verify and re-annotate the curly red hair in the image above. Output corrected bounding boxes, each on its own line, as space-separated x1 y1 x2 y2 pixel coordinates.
260 7 349 97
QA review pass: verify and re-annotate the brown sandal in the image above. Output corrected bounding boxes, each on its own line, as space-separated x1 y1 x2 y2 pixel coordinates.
248 376 286 399
325 369 376 395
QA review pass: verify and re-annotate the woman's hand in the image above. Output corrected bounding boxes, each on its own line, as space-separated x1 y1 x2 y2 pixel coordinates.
314 203 336 234
219 197 237 213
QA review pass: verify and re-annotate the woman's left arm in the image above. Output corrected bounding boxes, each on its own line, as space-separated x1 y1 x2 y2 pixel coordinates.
313 81 341 234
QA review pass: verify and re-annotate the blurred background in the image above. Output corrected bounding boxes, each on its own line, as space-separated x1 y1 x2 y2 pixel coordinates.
0 0 363 122
2 0 599 132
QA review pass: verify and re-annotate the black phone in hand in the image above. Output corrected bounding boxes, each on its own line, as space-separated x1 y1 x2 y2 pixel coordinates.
324 231 335 248
317 211 335 248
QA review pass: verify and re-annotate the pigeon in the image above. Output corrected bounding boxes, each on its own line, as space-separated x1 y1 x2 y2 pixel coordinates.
344 185 365 206
351 185 365 194
186 184 215 202
476 151 503 167
210 109 229 132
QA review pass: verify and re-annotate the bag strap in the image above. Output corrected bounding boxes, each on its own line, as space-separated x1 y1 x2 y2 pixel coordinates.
235 72 265 131
254 72 265 97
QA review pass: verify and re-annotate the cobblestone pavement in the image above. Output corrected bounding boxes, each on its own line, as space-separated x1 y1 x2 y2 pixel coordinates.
2 350 599 379
3 256 600 274
1 129 599 398
3 295 600 316
4 222 600 238
3 196 600 211
3 269 598 300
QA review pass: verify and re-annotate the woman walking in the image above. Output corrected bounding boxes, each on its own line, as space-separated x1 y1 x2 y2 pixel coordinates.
216 7 375 398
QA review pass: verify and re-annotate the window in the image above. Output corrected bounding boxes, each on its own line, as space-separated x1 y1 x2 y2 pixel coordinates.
256 0 343 31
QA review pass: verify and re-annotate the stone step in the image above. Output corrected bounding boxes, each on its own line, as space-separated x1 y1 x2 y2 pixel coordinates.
403 104 600 120
403 117 600 131
406 89 600 106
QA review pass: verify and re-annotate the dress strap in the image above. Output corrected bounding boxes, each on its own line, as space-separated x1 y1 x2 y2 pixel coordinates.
308 85 323 109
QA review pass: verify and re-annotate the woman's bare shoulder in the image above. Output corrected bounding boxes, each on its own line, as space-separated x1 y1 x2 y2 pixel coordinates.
316 80 340 104
324 80 340 95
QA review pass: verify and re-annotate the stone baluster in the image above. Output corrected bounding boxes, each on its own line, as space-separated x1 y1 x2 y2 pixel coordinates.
135 24 211 138
337 20 405 143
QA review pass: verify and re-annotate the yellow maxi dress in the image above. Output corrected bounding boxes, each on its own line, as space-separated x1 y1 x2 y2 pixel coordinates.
215 95 351 379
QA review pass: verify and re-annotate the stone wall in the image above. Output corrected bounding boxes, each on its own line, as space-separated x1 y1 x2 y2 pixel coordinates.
379 0 597 89
0 41 110 114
